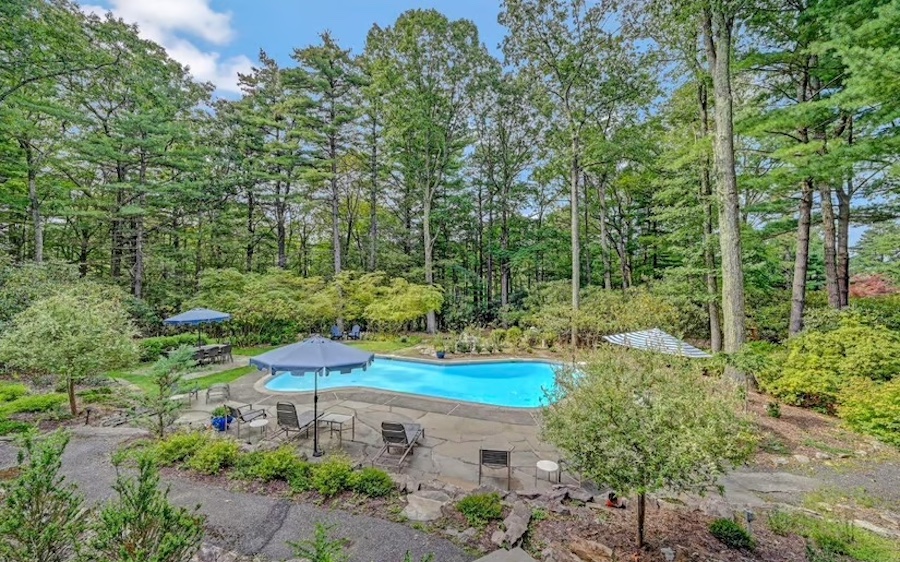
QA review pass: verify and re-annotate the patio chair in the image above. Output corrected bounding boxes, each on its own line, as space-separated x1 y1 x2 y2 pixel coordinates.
220 343 233 363
348 325 361 340
226 403 267 437
373 421 425 469
330 325 343 340
479 448 513 491
205 383 230 403
274 402 319 441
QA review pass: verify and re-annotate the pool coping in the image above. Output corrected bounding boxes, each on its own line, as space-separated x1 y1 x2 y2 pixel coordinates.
250 355 557 426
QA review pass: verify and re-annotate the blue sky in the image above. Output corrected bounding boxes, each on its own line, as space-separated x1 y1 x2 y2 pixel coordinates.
80 0 505 97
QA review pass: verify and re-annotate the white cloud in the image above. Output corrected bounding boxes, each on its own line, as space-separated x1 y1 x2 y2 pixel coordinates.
81 0 252 94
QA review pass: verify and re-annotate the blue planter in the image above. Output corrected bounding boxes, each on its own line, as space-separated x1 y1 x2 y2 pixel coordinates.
211 415 234 432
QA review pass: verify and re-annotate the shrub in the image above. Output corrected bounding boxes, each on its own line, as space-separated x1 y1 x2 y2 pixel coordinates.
766 402 782 418
310 456 354 498
186 439 240 475
490 329 507 346
139 334 208 362
506 326 523 348
838 378 900 447
0 419 32 436
152 431 210 466
0 393 66 417
234 447 308 482
288 523 349 562
456 492 503 527
709 518 755 550
0 383 28 403
767 321 900 411
349 467 394 498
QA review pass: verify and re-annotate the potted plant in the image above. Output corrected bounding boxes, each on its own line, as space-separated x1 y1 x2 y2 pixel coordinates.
434 336 446 359
210 405 232 432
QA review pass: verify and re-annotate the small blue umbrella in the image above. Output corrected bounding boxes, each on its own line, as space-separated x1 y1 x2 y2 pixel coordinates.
251 335 374 456
163 308 232 346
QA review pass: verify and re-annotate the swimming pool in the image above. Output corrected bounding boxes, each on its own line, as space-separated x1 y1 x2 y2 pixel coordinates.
264 358 559 408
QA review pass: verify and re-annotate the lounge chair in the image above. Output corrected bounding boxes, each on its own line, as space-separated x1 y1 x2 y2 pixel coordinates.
479 448 513 490
205 383 230 403
274 402 319 441
373 421 425 469
348 325 361 340
330 325 343 340
226 403 267 437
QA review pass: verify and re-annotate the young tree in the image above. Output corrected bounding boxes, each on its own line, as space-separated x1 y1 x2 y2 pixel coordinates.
542 348 754 547
88 455 204 562
0 431 87 562
139 345 197 438
0 283 138 415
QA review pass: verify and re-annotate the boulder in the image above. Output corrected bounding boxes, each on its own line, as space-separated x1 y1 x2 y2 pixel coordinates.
391 473 411 493
402 490 451 522
793 454 811 464
567 487 593 503
501 501 533 547
547 487 569 502
660 547 675 562
460 527 478 540
569 538 614 561
814 452 832 460
518 489 543 500
491 530 506 547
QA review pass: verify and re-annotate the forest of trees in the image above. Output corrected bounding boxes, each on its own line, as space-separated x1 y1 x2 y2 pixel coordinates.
1 0 898 347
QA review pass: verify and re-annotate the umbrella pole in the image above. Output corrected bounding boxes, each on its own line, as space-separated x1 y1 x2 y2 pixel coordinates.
313 367 323 457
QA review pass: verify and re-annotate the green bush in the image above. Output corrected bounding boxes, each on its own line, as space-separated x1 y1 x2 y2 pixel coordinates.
838 378 900 447
152 431 211 466
456 492 503 527
0 393 66 417
0 419 32 435
490 329 507 346
767 510 899 562
349 467 394 498
709 518 755 550
0 383 28 403
139 334 208 362
766 402 782 418
186 439 240 475
310 455 354 498
766 320 900 412
234 447 308 482
505 326 523 348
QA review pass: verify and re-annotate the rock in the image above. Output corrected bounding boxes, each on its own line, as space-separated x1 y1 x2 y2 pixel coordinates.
660 547 676 561
699 497 732 519
567 487 594 503
837 452 851 459
518 489 543 500
853 519 900 539
192 544 240 562
501 501 533 547
548 502 571 516
793 454 810 464
547 487 569 502
543 546 580 562
773 456 789 466
505 491 519 504
391 473 410 493
460 527 478 540
474 484 503 496
855 450 868 457
491 530 506 547
814 452 832 460
880 511 900 526
402 490 451 522
569 537 614 561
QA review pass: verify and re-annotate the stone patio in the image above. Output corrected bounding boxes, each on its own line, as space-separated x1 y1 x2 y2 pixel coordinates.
176 369 573 492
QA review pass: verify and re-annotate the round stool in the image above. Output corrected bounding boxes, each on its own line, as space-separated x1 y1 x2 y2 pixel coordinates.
248 418 269 441
535 459 560 485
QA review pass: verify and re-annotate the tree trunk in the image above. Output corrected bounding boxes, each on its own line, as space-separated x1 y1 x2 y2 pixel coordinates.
570 138 580 347
836 180 851 307
111 162 126 280
704 9 747 370
424 185 437 334
636 492 646 548
246 188 255 271
22 143 44 264
698 82 723 352
133 193 144 299
368 116 378 272
501 182 510 308
789 180 814 335
583 172 591 287
67 375 78 416
331 122 342 276
819 184 840 308
597 177 612 290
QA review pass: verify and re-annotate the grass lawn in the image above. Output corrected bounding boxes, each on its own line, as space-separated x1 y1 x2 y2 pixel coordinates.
108 365 258 394
347 340 415 354
233 345 275 357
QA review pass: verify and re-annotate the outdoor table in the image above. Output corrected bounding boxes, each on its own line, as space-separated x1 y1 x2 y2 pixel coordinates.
248 418 269 441
318 413 355 443
535 459 560 485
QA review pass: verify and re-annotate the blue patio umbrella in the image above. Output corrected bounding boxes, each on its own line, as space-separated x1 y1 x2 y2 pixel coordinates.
163 308 232 346
250 335 374 456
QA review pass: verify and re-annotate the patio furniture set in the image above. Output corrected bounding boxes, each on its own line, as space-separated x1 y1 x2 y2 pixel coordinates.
194 344 233 365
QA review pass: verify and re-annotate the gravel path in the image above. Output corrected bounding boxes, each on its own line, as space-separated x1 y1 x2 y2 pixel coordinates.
0 427 472 562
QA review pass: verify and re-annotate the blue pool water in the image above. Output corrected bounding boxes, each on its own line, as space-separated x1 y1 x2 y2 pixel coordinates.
264 358 559 408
